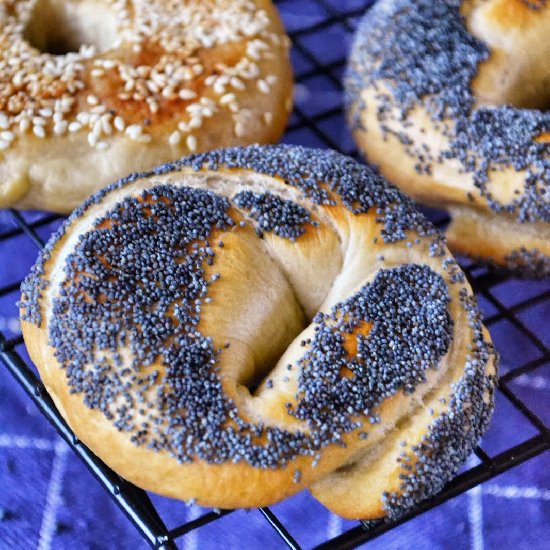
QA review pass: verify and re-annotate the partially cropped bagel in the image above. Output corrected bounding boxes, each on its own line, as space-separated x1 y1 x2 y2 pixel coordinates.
20 145 496 520
0 0 292 213
347 0 550 276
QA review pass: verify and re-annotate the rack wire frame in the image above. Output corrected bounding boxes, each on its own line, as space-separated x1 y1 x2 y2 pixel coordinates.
0 1 548 548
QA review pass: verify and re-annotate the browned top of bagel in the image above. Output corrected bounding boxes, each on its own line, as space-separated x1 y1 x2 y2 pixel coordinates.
483 0 547 28
20 145 496 519
1 0 288 132
0 0 293 211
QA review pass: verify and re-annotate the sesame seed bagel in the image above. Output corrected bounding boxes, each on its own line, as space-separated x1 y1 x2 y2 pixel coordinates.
20 145 496 519
0 0 292 213
347 0 550 276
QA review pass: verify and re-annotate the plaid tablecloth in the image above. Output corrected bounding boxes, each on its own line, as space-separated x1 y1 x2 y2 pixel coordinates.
1 1 549 548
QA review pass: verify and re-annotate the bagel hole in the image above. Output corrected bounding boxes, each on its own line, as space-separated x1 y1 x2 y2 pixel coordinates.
239 313 309 395
23 0 118 55
504 92 550 113
244 318 309 394
474 85 550 112
472 63 550 113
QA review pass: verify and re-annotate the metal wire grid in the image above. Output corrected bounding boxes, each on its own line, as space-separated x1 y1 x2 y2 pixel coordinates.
0 0 548 548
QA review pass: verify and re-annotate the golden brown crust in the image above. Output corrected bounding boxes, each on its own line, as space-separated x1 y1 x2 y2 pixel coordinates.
480 0 547 29
0 0 293 212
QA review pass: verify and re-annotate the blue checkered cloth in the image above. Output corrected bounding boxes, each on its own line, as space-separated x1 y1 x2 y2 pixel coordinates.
1 1 549 548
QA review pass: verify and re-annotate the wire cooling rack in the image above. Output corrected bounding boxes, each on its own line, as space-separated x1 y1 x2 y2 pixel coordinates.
0 1 549 548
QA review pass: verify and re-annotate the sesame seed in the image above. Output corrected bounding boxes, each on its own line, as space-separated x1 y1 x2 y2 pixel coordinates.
257 79 270 94
19 119 30 133
234 122 245 137
101 116 112 135
179 89 197 100
189 117 202 129
76 112 90 125
33 125 46 138
186 134 197 151
87 132 97 147
92 120 102 136
220 93 236 105
230 77 245 90
213 80 226 95
126 124 142 140
114 116 125 132
169 131 181 145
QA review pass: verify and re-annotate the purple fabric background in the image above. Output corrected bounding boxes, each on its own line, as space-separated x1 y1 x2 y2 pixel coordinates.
0 1 549 548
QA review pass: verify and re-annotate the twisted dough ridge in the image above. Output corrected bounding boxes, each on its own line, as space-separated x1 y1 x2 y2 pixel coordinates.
20 145 496 519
